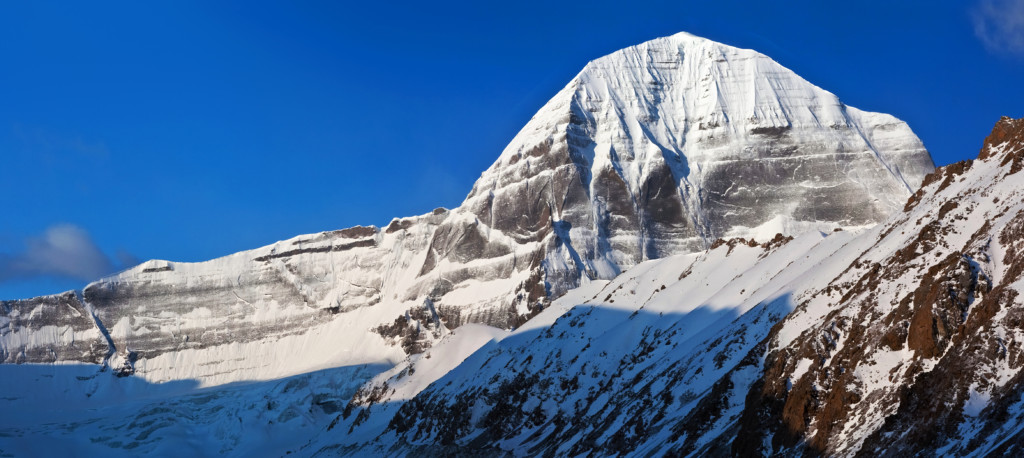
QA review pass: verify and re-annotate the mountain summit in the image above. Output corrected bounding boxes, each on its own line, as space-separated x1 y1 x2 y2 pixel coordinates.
458 31 933 306
2 32 933 385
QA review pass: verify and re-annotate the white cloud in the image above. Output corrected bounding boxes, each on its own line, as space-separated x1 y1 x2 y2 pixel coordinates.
0 224 124 282
973 0 1024 56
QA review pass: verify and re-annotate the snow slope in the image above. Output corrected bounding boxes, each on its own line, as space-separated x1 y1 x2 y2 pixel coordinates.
304 116 1024 456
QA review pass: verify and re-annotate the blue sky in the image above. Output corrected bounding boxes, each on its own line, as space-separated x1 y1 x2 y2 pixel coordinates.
2 0 1023 299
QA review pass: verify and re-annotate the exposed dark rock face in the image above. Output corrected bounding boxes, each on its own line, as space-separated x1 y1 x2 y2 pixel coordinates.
730 116 1024 456
373 300 455 355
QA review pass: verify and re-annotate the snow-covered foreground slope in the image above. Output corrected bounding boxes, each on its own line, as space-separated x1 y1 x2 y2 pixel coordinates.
298 117 1024 456
2 31 931 391
308 230 858 455
0 362 387 456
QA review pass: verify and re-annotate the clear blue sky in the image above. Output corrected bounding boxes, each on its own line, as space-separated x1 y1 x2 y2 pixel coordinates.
2 0 1023 299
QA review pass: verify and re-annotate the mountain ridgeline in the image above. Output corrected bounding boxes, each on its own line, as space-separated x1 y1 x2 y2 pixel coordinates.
2 33 931 380
10 33 1017 458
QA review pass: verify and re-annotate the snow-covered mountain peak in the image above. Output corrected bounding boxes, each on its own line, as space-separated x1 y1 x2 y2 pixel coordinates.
461 32 933 304
576 32 841 129
2 32 934 387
